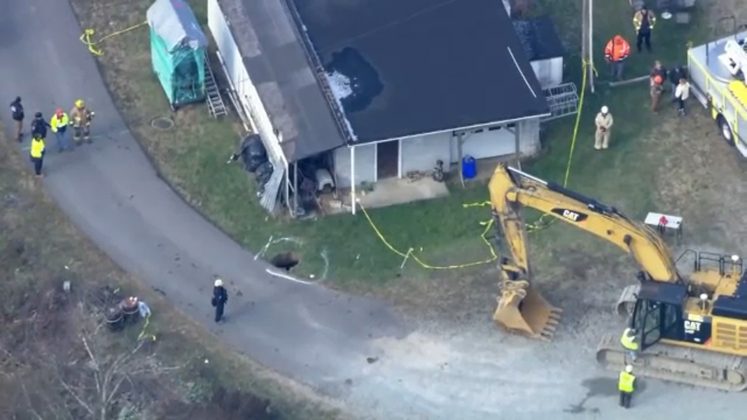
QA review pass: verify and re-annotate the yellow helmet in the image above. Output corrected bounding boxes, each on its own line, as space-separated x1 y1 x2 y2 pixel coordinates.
75 99 85 108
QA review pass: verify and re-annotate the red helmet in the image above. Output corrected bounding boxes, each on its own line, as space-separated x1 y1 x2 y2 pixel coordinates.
654 75 663 85
55 108 63 116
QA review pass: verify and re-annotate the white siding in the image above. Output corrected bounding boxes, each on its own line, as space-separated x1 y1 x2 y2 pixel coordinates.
518 118 541 157
530 57 563 88
207 0 285 166
400 132 452 174
450 119 541 162
454 126 514 161
333 145 376 188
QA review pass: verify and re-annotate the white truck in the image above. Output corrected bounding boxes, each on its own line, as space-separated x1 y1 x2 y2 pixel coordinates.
687 30 747 156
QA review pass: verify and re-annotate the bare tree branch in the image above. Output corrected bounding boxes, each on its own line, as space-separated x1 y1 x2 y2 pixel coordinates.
21 383 45 420
106 373 130 408
128 359 188 376
59 377 95 417
81 333 102 396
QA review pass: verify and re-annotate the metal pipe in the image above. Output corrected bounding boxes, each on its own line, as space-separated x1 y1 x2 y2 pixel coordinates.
457 132 465 188
589 0 595 93
350 146 356 215
507 166 548 185
397 139 402 179
293 162 298 215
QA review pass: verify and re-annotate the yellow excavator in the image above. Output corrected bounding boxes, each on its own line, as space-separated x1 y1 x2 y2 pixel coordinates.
489 163 747 390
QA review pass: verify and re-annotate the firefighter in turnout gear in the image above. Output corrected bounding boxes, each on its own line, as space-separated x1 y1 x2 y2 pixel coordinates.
633 6 656 52
70 99 95 144
618 364 637 408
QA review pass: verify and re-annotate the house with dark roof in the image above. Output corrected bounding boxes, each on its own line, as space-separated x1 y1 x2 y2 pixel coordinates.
512 16 566 88
207 0 551 215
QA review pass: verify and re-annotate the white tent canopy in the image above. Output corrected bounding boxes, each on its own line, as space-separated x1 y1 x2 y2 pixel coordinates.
146 0 207 52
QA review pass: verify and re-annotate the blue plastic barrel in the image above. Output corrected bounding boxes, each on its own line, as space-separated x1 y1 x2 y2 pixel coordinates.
462 155 477 179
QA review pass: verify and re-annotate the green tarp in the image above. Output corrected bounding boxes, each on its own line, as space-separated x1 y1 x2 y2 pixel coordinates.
147 0 207 108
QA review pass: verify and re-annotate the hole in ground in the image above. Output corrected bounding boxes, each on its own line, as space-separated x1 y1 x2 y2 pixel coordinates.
270 252 299 271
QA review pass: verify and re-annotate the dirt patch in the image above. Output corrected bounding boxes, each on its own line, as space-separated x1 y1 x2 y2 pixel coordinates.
704 0 747 28
157 387 272 419
651 101 747 253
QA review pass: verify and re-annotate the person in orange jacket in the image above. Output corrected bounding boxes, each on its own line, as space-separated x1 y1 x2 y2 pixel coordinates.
604 35 631 81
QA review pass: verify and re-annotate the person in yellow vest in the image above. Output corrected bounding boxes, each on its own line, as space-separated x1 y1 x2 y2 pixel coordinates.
29 133 46 177
50 108 71 152
633 5 656 52
618 364 636 408
620 327 639 362
69 99 95 144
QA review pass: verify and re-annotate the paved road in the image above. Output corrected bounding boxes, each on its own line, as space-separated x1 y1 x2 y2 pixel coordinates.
0 0 405 402
6 1 747 420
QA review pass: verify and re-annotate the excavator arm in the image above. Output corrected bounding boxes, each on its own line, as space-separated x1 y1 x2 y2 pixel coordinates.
489 164 681 339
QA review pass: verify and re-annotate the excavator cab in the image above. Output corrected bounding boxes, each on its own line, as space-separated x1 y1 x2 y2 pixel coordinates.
629 280 688 351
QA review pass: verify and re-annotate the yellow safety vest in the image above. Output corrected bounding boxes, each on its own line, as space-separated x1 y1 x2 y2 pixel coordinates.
620 328 639 351
618 371 636 392
30 138 45 158
633 11 656 31
50 113 69 132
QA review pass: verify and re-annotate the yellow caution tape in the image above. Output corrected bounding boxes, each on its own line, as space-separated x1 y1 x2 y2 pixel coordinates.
462 200 491 208
137 314 157 342
357 58 591 268
357 200 498 270
80 21 148 56
525 59 591 233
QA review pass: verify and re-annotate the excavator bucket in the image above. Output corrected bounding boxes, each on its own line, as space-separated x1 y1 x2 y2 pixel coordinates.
493 280 562 340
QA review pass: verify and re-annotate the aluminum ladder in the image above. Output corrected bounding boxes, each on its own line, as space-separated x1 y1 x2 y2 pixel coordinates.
204 55 227 118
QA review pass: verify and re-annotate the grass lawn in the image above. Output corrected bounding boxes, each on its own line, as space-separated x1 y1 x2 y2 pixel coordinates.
521 0 714 237
72 0 717 293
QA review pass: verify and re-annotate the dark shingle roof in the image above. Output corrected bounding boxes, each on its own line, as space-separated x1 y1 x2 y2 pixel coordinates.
289 0 550 144
512 16 565 61
216 0 346 162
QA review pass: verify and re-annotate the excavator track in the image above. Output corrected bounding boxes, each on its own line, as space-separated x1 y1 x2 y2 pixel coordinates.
596 334 747 391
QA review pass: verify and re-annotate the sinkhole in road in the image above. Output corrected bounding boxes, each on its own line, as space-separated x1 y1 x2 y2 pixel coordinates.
270 252 299 271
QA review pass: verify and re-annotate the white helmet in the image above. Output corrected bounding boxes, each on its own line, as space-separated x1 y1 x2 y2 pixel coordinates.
214 278 223 287
625 364 633 373
601 105 609 114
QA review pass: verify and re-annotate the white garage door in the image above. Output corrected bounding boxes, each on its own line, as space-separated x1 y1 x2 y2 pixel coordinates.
459 125 515 160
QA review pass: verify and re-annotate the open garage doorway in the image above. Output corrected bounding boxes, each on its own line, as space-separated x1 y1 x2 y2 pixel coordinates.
376 140 399 179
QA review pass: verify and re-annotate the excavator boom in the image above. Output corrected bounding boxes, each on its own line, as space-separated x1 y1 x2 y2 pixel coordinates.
489 164 679 338
488 164 747 392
